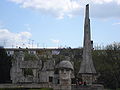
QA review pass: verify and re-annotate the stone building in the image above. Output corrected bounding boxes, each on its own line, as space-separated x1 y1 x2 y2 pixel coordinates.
10 49 74 90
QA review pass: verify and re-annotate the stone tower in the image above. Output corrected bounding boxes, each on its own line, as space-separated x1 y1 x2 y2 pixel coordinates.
56 60 74 90
79 4 97 85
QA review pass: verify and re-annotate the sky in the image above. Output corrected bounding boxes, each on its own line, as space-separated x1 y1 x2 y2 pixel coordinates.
0 0 120 48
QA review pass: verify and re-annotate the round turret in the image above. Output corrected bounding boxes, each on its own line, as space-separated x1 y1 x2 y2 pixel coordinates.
56 60 74 70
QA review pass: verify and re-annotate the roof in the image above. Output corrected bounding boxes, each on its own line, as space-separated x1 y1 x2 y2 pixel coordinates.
56 60 74 70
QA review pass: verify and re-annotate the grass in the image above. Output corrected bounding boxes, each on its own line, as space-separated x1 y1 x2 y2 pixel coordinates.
29 88 53 90
105 88 120 90
0 88 53 90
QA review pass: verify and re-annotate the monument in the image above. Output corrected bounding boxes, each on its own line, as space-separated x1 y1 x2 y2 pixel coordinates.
79 4 97 85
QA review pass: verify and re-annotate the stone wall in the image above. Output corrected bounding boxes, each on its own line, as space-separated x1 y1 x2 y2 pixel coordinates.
20 60 42 69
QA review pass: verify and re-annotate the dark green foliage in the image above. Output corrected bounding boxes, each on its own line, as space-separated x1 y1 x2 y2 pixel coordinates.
70 48 83 78
40 88 53 90
23 68 33 76
93 43 120 89
24 52 38 61
0 47 12 83
0 88 25 90
25 88 53 90
73 59 81 78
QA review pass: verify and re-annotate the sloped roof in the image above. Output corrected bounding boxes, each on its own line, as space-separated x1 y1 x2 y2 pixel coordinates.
56 60 74 70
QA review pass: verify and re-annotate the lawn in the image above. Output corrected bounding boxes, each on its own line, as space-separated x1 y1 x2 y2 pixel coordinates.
0 88 53 90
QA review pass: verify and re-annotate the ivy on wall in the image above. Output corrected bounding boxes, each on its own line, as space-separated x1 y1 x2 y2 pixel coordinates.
23 68 33 77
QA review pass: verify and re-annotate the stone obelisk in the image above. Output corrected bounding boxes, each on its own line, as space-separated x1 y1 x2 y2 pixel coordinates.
79 4 97 85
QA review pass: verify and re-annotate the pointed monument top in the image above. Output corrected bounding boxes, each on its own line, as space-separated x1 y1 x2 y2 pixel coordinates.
86 4 89 6
85 4 89 19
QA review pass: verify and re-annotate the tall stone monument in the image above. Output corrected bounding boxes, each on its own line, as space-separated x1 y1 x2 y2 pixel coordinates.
79 4 97 85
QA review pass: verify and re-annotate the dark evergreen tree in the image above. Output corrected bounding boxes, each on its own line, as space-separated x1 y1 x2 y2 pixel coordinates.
0 47 12 83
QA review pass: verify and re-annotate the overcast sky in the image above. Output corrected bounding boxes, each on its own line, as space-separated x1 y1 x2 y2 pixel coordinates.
0 0 120 48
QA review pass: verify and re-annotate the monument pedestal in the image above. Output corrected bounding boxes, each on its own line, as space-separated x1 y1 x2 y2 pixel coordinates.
81 74 97 85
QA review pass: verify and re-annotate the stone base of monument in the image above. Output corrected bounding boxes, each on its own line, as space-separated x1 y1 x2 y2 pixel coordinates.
72 84 104 90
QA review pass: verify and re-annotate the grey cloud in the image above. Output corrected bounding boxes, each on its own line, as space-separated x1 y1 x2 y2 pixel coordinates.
91 2 120 18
